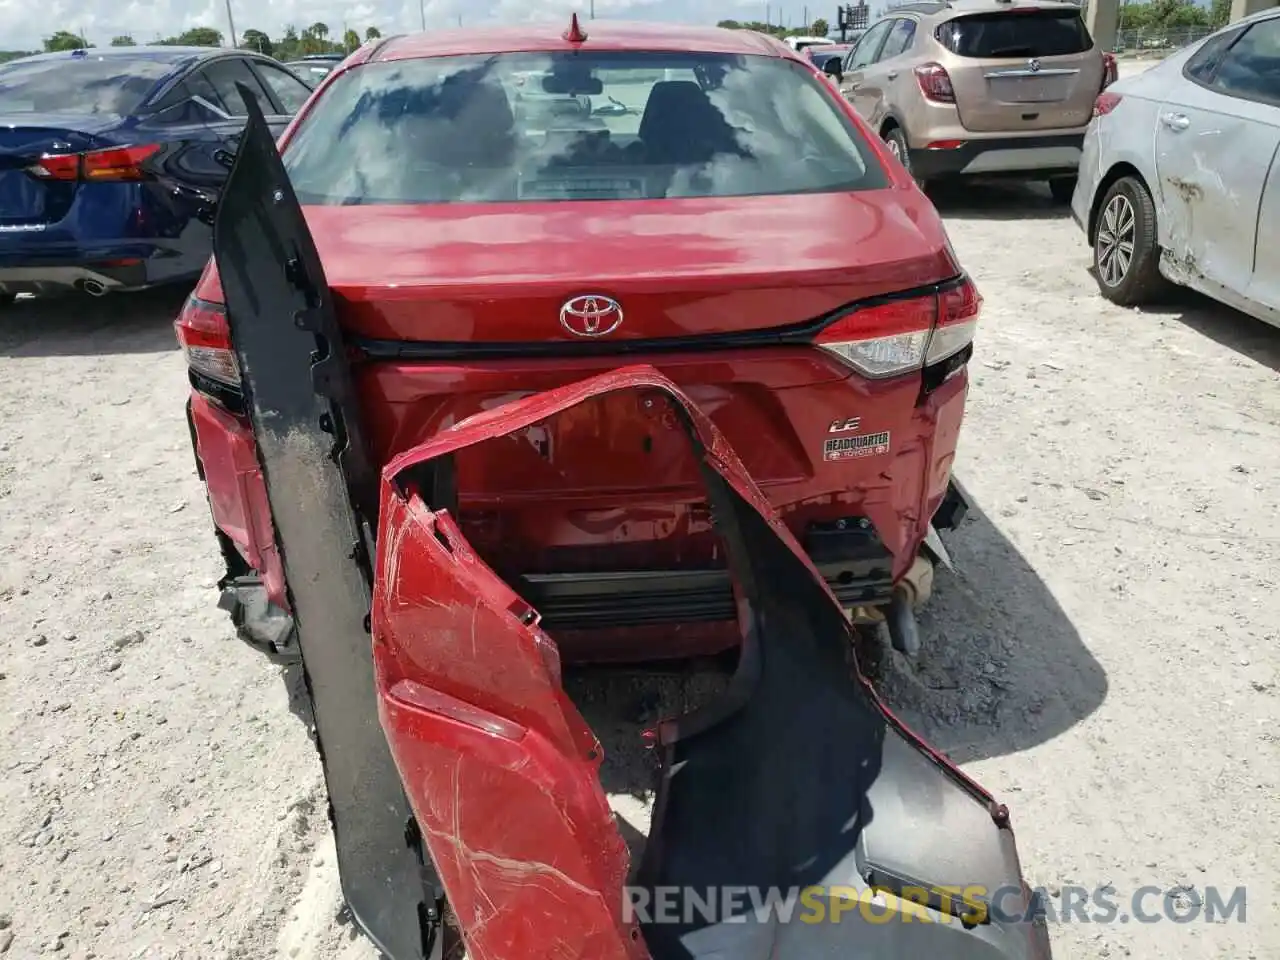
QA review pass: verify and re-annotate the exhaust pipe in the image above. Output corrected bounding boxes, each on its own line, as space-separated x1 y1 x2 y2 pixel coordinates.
885 591 921 657
79 278 108 297
884 554 936 657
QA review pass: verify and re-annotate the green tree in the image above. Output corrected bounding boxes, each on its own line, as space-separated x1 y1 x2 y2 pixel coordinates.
164 26 223 46
1164 3 1208 26
717 19 743 28
275 25 302 60
300 22 337 55
811 17 829 36
240 28 272 54
365 26 382 41
343 28 360 51
44 30 89 52
1209 0 1231 26
110 35 136 46
1119 0 1207 29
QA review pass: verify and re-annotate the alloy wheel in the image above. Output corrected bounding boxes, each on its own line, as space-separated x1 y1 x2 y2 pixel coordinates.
1097 193 1136 287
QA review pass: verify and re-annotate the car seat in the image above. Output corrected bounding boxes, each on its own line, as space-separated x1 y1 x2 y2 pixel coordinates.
638 80 745 166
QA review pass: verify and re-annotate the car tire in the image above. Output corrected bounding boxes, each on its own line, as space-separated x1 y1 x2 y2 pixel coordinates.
0 292 16 307
1048 176 1076 204
1093 176 1167 307
882 126 923 187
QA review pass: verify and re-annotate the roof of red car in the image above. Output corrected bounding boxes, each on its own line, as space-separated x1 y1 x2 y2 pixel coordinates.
370 20 796 61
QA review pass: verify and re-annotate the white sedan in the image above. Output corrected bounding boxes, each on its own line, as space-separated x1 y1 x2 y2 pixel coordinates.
1072 10 1280 328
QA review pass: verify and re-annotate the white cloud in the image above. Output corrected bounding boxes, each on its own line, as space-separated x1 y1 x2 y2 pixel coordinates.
0 0 833 52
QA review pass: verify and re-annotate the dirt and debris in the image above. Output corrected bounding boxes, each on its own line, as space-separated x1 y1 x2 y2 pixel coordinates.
563 663 733 860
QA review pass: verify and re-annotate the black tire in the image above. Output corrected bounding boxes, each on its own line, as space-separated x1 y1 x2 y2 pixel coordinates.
1048 176 1076 204
1092 175 1168 307
882 126 923 187
0 292 16 307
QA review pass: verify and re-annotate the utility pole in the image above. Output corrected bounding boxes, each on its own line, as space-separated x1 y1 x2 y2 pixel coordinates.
419 0 426 31
224 0 238 47
590 0 595 18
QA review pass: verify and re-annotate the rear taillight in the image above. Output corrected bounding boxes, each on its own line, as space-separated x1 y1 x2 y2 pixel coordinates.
1093 91 1123 118
928 278 982 366
914 63 956 104
28 144 161 183
175 296 240 387
1101 52 1119 90
814 277 982 380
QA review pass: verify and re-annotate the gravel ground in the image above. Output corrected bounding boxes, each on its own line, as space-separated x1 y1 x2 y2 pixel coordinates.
3 87 1278 960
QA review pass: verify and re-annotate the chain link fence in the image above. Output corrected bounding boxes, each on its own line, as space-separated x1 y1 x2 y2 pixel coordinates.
1110 25 1214 55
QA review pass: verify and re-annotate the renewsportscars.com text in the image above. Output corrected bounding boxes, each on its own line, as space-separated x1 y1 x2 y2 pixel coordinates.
622 884 1247 926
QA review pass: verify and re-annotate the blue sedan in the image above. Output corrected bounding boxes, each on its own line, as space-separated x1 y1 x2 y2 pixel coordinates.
0 46 315 302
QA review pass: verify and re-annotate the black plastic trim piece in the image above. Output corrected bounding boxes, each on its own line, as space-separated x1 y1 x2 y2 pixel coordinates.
188 368 247 415
920 340 973 395
212 86 438 960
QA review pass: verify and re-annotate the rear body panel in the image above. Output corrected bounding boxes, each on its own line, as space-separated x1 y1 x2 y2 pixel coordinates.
352 346 964 659
188 56 970 659
944 52 1101 134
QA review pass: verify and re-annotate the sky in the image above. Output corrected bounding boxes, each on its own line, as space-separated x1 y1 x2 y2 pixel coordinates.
0 0 841 51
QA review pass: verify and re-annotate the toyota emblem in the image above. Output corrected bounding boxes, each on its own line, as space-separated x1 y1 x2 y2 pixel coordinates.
560 295 624 337
1028 58 1041 73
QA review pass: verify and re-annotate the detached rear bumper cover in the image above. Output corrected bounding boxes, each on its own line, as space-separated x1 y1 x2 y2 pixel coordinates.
373 367 1050 960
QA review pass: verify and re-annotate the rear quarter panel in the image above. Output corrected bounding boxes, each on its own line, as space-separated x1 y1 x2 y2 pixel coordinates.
1088 56 1192 246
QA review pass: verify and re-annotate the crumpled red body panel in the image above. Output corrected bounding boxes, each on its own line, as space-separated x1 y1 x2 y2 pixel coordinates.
372 365 996 960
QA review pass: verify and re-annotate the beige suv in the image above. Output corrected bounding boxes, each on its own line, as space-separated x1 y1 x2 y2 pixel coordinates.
823 0 1116 202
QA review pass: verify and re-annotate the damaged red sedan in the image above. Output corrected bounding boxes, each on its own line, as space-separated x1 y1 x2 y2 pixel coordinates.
179 17 1046 960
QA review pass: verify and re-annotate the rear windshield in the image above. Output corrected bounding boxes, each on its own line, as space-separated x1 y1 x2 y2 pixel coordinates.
935 10 1093 58
0 56 174 115
283 52 886 204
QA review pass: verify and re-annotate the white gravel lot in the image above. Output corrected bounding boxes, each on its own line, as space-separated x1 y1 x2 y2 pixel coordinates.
2 72 1277 959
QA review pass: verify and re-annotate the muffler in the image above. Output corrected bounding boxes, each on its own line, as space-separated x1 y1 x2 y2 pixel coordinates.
78 278 109 297
885 553 935 657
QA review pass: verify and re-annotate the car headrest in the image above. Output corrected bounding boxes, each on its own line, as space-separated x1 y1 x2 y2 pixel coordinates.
638 80 714 144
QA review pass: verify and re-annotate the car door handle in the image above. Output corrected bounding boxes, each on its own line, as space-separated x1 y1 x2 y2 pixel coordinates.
886 70 898 80
1161 112 1190 131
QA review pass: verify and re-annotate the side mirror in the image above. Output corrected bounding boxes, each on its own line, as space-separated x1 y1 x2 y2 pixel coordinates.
824 59 844 82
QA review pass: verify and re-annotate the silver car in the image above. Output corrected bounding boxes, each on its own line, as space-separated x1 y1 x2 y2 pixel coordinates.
1072 9 1280 327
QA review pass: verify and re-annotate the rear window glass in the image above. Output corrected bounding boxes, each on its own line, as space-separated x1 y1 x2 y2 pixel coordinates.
936 10 1093 58
283 52 886 204
0 56 173 115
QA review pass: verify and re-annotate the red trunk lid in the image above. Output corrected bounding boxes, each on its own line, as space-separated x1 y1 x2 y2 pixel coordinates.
304 189 957 342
